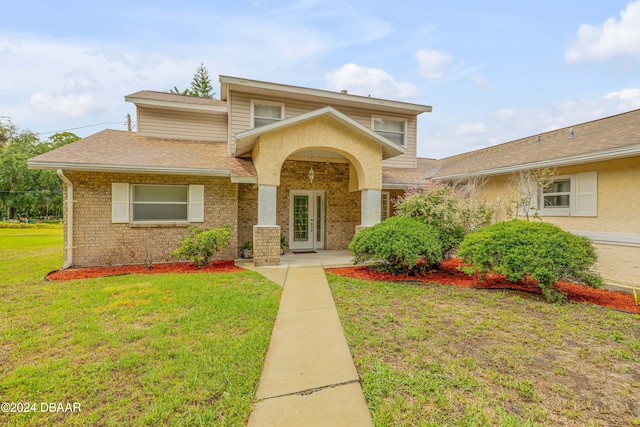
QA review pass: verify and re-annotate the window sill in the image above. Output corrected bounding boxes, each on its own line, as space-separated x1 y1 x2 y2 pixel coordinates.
129 222 191 228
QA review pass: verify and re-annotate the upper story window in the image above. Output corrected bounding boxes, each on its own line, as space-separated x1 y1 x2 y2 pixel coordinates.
251 99 285 128
372 116 406 147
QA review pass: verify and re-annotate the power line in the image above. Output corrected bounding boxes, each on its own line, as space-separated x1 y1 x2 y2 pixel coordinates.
36 120 125 136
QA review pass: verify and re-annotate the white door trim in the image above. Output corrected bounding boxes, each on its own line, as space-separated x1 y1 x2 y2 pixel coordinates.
289 190 325 251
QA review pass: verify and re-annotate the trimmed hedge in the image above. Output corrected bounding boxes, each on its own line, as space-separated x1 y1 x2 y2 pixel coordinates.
458 219 603 302
0 221 62 229
349 216 443 274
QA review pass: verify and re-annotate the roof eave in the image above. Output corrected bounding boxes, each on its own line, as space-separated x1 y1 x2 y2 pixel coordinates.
434 142 640 180
27 160 241 178
124 96 228 113
234 106 405 159
219 75 432 114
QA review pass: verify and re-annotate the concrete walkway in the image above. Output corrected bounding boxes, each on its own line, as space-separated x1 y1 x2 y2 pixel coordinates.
239 251 373 427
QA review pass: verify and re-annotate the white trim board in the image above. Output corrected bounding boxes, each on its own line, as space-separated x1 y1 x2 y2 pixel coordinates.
571 231 640 247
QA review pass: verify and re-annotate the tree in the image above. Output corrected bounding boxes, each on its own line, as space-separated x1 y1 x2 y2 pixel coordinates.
0 119 78 219
168 63 216 99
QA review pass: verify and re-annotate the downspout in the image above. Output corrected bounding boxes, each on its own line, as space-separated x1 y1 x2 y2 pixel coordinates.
56 169 73 269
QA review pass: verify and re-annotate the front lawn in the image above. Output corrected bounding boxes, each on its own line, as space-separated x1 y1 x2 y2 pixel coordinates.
0 229 281 426
329 274 640 426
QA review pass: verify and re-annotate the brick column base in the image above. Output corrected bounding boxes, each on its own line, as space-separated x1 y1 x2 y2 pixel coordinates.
253 225 281 266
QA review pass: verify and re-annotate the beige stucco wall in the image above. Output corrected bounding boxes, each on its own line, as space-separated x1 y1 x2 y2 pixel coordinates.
251 116 383 191
475 156 640 287
62 171 238 267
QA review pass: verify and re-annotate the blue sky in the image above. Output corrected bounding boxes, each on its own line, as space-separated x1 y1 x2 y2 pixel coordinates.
2 0 640 158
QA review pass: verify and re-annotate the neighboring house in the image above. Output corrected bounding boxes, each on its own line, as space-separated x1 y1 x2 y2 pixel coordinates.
429 109 640 291
27 75 640 290
28 76 432 267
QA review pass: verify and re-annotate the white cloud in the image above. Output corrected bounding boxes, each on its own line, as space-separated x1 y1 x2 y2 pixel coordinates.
494 108 515 120
454 122 487 136
325 63 421 99
603 88 640 108
566 1 640 64
415 48 452 80
29 93 106 118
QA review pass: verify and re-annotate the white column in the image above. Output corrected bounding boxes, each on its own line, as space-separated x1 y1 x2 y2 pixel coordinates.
258 185 278 226
360 189 381 227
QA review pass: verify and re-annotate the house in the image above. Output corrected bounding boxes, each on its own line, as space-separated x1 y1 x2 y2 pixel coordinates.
28 76 432 268
28 75 640 290
429 109 640 291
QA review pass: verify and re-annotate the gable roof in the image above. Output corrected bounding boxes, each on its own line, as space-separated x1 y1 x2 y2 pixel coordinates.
383 158 440 189
433 109 640 179
28 129 256 181
234 106 406 159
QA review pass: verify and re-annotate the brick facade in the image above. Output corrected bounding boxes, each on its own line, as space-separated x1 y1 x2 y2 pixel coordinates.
64 171 238 267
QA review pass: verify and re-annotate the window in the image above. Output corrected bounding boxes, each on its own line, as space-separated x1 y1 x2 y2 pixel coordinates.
251 100 284 128
112 183 204 223
541 179 571 209
372 116 406 147
381 191 390 221
132 185 188 221
534 172 597 217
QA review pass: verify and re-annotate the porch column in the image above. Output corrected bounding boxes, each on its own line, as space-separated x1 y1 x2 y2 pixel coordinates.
254 184 280 266
360 189 381 227
257 185 277 225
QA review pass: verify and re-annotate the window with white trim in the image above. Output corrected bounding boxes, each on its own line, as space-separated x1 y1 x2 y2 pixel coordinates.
381 191 390 221
251 99 284 128
535 172 597 217
112 183 204 223
372 116 406 147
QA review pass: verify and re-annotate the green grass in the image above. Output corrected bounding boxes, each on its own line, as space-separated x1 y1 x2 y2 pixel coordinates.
0 229 281 426
329 274 640 427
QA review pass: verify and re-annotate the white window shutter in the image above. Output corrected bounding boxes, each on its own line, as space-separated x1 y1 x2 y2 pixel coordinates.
112 183 129 223
517 178 538 216
188 185 205 222
575 172 597 217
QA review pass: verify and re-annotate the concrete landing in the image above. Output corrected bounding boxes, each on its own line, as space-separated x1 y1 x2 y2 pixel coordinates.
247 264 372 427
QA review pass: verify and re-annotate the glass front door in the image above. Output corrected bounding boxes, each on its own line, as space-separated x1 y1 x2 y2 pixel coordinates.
289 190 324 250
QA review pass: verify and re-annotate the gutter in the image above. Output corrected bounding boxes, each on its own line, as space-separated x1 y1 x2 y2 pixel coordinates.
56 169 73 269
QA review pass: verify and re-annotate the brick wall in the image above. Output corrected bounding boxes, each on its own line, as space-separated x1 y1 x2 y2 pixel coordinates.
64 171 238 267
277 160 361 250
237 183 258 255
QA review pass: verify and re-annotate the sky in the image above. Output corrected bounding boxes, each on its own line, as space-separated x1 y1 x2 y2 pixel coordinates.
2 0 640 159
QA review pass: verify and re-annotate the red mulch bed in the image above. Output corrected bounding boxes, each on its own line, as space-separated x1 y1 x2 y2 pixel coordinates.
327 258 640 314
47 260 243 281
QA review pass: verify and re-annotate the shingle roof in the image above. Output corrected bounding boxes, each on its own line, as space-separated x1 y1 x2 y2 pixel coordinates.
434 108 640 178
125 90 228 108
28 129 255 178
382 158 439 187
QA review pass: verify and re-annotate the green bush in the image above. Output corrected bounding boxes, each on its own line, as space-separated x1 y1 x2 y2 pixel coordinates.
349 216 443 274
0 221 62 229
172 225 231 267
394 184 492 254
458 220 603 302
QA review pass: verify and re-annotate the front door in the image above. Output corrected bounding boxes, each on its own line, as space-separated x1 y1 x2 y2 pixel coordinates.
289 190 325 251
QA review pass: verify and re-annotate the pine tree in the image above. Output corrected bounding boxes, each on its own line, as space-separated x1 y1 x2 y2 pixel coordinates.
167 63 216 99
189 63 215 99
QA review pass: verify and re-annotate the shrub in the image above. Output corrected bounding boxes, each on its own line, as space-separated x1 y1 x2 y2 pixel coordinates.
458 220 603 302
394 183 493 254
172 225 231 267
349 216 443 274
